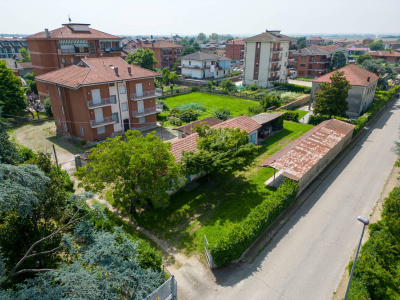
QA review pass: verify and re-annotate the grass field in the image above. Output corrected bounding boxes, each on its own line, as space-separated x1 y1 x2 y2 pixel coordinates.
116 121 315 255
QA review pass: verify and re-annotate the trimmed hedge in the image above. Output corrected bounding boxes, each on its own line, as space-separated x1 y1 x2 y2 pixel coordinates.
283 111 299 122
274 82 311 94
352 116 368 136
308 115 345 125
210 179 298 266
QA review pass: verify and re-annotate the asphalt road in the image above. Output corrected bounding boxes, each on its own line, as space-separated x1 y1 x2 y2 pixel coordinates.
176 98 400 300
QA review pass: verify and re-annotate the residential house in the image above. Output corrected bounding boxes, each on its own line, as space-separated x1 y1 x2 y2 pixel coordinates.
226 38 245 61
0 38 29 58
365 50 400 63
347 47 369 55
311 64 379 118
17 62 34 77
35 57 162 142
180 51 231 79
383 41 400 50
293 45 339 77
27 23 123 100
173 117 223 139
259 119 354 193
1 58 23 76
307 37 324 46
243 30 296 87
138 41 184 69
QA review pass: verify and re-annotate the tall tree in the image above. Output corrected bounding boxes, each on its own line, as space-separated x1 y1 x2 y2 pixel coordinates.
76 130 181 213
0 111 21 164
197 32 206 41
125 48 158 70
0 60 26 115
20 48 31 62
313 71 351 118
181 46 197 56
356 54 372 65
368 40 384 51
182 126 259 176
330 51 347 70
361 58 395 87
24 72 38 95
192 42 201 51
296 37 307 50
209 33 219 40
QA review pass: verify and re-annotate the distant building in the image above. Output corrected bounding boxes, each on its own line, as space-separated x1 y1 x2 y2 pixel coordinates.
347 47 369 55
138 41 184 69
27 23 123 100
383 41 400 50
1 58 33 78
365 50 400 63
307 37 324 46
226 38 245 61
311 64 379 118
362 38 374 46
0 38 29 58
180 51 231 79
243 30 296 87
36 57 162 142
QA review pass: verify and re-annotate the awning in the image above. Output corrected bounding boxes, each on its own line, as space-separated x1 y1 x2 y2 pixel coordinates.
59 40 88 47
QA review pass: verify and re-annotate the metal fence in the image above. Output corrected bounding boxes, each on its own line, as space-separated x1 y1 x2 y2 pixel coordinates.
145 275 178 300
204 235 214 269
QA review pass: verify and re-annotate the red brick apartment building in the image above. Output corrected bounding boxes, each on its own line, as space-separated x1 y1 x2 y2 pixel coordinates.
139 41 184 69
226 39 245 61
27 23 122 99
365 50 400 63
36 57 162 142
307 37 324 46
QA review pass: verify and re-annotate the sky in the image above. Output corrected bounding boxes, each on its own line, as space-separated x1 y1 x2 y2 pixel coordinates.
2 0 400 37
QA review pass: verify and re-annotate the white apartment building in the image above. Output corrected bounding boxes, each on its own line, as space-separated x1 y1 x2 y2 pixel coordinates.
243 30 296 88
180 51 231 79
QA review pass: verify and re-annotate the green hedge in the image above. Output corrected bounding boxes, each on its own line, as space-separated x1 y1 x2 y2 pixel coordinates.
283 111 299 122
211 179 298 266
365 86 399 120
274 82 311 94
308 115 345 125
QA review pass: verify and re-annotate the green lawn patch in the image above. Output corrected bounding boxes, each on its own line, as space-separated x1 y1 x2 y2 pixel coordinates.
130 121 314 255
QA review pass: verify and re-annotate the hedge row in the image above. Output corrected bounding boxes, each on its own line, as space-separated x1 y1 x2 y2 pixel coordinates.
210 179 298 266
274 82 311 94
283 111 299 122
308 115 345 125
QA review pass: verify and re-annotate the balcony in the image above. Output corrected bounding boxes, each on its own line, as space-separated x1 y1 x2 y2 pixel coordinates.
156 103 163 113
87 97 116 109
131 106 158 117
60 48 89 54
90 116 116 128
101 47 123 53
272 47 283 52
309 60 330 64
270 57 282 62
270 66 281 72
181 64 205 69
130 90 161 101
268 76 280 82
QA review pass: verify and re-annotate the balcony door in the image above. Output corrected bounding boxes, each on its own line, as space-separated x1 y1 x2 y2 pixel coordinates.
91 89 101 105
94 108 104 122
136 83 143 97
137 100 144 113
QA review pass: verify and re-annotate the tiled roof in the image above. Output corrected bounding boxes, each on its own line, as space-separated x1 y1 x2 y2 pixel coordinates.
173 117 223 135
259 119 355 181
251 112 284 125
170 115 261 162
36 57 160 89
244 31 296 43
141 41 183 48
307 37 324 40
27 25 121 40
294 46 332 56
180 51 230 61
1 58 22 71
347 47 370 51
312 64 379 86
317 45 342 52
18 62 33 69
365 50 400 57
227 39 245 45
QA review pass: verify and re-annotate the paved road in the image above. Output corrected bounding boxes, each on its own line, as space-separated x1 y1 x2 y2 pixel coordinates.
176 98 400 299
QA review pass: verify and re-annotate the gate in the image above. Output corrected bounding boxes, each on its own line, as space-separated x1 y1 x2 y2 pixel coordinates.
204 235 214 269
145 275 177 300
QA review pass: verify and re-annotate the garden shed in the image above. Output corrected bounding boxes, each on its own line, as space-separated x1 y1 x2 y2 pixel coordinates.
251 112 284 138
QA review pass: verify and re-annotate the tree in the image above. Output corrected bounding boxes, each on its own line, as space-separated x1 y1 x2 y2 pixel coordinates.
213 108 231 121
179 108 199 123
361 58 395 87
43 98 53 117
20 48 31 62
330 50 347 70
220 79 235 91
209 33 219 40
313 71 351 118
260 94 281 111
368 40 384 51
181 46 196 56
24 72 38 95
0 60 26 115
356 54 372 65
197 32 206 41
296 37 307 50
206 81 213 90
26 93 42 119
125 48 158 70
182 126 259 176
0 111 21 164
192 42 201 51
76 130 181 213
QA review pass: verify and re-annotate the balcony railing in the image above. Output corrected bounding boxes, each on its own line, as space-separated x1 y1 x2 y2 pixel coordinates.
90 116 116 128
270 57 282 62
130 90 161 100
60 48 89 54
272 47 283 52
309 60 330 64
87 97 116 109
102 47 123 52
132 107 157 117
270 66 281 72
181 64 204 69
268 76 280 82
156 103 163 113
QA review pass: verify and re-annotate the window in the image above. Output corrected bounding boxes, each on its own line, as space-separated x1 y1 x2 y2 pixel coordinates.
63 123 68 132
97 126 106 135
109 83 115 87
112 112 119 123
301 56 307 60
58 87 61 97
119 84 126 94
285 52 288 57
224 70 225 74
139 116 145 124
57 117 61 126
62 57 65 64
80 126 84 136
89 42 95 55
256 53 259 58
71 57 74 64
284 62 286 66
255 63 259 68
121 102 128 111
189 61 191 65
61 106 64 115
257 43 260 49
110 95 117 104
300 63 306 67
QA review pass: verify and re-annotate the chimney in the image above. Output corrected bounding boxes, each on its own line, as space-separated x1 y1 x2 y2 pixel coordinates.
45 28 50 38
114 67 119 76
127 66 132 74
134 62 138 66
367 76 370 82
152 41 154 47
14 61 17 68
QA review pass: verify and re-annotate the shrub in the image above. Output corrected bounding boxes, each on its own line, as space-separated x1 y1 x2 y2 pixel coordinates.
213 108 231 121
191 86 199 92
352 116 368 136
283 111 299 122
167 116 182 126
17 144 37 162
80 139 87 147
274 82 311 94
248 106 264 116
43 98 53 117
179 108 200 123
156 99 169 110
225 70 241 77
260 94 281 110
220 79 235 91
249 82 261 91
211 179 298 266
307 115 345 125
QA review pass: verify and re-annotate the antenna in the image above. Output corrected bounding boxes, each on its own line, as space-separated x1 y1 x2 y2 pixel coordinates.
68 14 72 23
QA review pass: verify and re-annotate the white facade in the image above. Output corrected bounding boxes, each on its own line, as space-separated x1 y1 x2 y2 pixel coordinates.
181 59 231 79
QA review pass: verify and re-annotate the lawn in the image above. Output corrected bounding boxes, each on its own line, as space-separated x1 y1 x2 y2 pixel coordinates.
121 121 314 255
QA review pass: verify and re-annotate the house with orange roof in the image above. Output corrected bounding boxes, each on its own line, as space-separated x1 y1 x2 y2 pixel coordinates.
311 64 379 118
365 50 400 63
36 57 162 142
137 41 184 69
27 23 123 100
307 37 324 46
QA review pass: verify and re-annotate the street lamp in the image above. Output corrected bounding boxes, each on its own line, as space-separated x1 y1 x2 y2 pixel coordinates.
344 216 369 300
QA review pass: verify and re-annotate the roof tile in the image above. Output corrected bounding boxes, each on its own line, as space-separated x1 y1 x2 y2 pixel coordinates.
312 64 379 86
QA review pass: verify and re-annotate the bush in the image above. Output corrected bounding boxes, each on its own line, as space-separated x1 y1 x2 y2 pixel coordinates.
283 111 299 122
167 116 182 126
248 106 264 116
191 86 199 92
220 80 235 91
211 179 298 266
274 82 311 94
260 94 281 110
213 108 231 121
295 77 313 82
43 98 53 117
352 116 368 136
80 139 87 147
206 81 213 90
156 99 169 111
179 108 200 123
17 144 37 162
249 82 261 91
225 70 241 77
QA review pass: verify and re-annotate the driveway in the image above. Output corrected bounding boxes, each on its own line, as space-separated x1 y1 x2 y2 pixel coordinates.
288 79 313 87
175 99 400 299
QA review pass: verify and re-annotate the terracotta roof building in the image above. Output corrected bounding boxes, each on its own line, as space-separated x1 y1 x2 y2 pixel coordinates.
137 41 184 69
307 37 324 46
0 38 29 59
36 57 162 142
260 119 354 192
365 50 400 63
226 38 245 61
173 117 223 139
27 23 122 99
311 64 379 118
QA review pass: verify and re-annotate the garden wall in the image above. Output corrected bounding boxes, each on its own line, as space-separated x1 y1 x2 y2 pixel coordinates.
275 95 310 111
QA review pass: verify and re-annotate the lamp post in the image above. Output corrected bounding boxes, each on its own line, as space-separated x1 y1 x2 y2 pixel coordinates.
344 216 370 300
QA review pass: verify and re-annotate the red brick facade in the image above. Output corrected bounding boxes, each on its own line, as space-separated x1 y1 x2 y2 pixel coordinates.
138 41 183 69
226 39 244 61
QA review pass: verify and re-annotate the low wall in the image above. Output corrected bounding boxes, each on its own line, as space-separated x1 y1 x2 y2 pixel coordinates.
275 95 310 111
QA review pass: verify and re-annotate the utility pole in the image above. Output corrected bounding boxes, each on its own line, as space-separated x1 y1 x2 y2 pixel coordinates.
52 144 59 168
